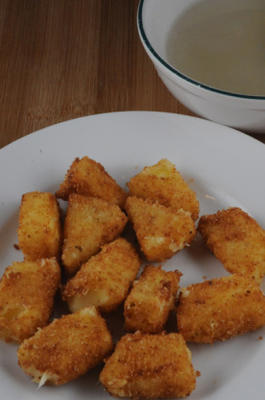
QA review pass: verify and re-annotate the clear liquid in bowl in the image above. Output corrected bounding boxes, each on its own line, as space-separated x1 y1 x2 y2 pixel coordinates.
166 0 265 96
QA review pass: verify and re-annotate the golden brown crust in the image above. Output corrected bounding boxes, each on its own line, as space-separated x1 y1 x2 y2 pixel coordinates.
18 192 62 260
63 238 141 313
0 258 61 343
125 196 195 262
124 265 181 333
198 207 265 282
18 307 113 386
127 159 199 220
56 157 127 207
62 194 128 276
100 331 196 398
177 274 265 343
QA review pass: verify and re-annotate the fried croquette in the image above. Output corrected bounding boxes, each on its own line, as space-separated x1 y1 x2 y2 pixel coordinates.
124 265 181 333
18 192 62 260
100 331 196 398
127 159 199 220
62 194 128 276
0 258 60 343
177 274 265 343
125 196 195 262
56 157 127 207
18 306 113 386
198 207 265 283
63 238 141 313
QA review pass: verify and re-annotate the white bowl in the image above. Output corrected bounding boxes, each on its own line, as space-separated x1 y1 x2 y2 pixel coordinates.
137 0 265 133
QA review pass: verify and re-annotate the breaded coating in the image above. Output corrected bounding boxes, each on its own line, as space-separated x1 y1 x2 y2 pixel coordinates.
128 159 199 220
198 207 265 283
0 258 60 343
62 194 128 276
177 274 265 343
63 238 141 313
100 331 196 398
18 192 62 260
18 306 113 386
125 196 195 262
124 265 181 333
56 157 127 207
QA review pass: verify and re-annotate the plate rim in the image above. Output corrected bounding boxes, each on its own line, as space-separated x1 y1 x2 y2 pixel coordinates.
1 111 264 154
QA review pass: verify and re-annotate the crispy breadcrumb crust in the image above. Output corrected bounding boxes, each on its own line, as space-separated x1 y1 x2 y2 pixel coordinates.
18 192 62 260
56 157 127 207
127 159 199 220
177 274 265 343
0 258 61 343
125 196 195 262
198 207 265 282
63 238 141 313
62 194 128 276
124 265 181 333
17 307 113 386
100 331 196 399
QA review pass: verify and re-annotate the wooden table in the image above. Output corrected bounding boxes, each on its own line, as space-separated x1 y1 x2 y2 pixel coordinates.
0 0 264 148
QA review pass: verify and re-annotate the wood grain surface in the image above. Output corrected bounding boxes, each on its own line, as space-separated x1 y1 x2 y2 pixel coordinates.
0 0 263 148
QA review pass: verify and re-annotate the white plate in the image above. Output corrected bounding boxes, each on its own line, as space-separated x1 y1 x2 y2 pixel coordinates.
0 111 265 400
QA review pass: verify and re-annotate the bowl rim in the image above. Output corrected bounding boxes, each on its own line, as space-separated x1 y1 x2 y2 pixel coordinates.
137 0 265 101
